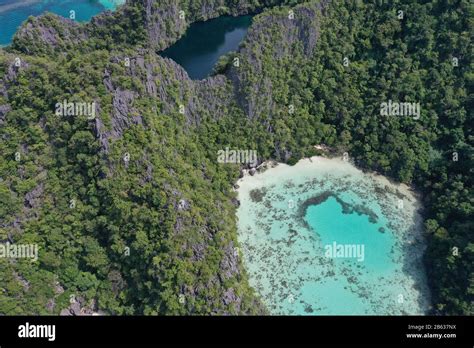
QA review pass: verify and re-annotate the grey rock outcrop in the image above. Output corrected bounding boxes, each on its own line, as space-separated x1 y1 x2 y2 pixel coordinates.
220 242 239 280
228 2 328 120
60 297 100 316
24 183 44 209
178 199 191 211
223 287 241 311
0 105 11 125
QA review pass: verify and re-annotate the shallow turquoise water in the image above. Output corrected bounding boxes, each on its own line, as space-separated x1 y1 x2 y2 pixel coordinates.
0 0 125 46
302 197 397 313
306 197 395 273
236 157 431 315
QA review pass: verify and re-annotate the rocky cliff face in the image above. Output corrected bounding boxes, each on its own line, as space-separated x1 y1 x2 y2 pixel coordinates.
228 1 328 120
11 0 310 55
93 49 234 155
0 57 16 125
136 0 188 50
12 14 89 54
130 0 256 50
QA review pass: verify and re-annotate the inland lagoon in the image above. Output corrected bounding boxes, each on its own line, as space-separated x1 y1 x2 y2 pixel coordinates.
161 15 253 80
236 156 431 315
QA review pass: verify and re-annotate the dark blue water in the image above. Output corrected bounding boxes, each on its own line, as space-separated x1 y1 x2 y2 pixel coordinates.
161 15 253 80
0 0 124 46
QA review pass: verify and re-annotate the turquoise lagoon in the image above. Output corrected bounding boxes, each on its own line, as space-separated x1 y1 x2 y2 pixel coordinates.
0 0 125 46
236 156 431 315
